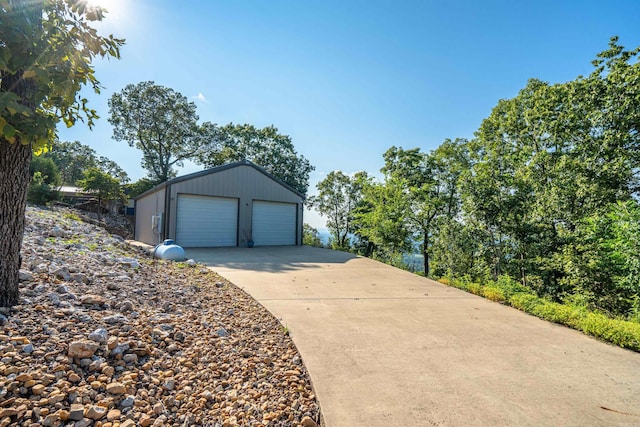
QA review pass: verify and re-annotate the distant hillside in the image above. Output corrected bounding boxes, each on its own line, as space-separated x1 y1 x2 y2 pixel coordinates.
316 228 331 245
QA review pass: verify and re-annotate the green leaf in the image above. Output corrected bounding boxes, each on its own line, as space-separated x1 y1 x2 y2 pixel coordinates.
2 123 16 138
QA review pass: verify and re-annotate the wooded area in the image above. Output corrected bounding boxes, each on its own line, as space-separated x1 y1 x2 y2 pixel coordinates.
312 37 640 319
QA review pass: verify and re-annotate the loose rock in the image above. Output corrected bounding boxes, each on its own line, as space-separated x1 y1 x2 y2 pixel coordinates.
52 266 71 281
106 382 126 395
18 269 33 282
48 226 66 237
85 405 107 420
103 314 127 324
68 340 99 358
69 404 84 421
1 205 321 427
88 328 108 344
80 294 105 305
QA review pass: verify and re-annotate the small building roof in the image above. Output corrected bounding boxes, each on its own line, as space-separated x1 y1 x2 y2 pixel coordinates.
134 160 305 200
57 186 82 193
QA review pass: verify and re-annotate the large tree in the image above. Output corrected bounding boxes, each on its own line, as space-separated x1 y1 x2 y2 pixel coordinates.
96 155 129 184
308 171 369 250
78 167 125 219
0 0 123 307
196 123 314 195
44 140 96 184
355 178 413 260
456 37 640 313
108 81 211 183
44 140 129 184
29 155 60 186
371 144 465 277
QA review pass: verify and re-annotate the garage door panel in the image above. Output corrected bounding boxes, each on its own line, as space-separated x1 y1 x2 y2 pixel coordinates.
252 201 296 246
177 195 237 247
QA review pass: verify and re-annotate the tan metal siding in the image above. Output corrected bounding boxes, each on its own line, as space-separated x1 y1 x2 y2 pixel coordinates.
166 165 303 246
134 188 165 245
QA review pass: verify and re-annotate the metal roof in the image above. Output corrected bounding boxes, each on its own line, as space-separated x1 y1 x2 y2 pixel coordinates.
134 160 305 200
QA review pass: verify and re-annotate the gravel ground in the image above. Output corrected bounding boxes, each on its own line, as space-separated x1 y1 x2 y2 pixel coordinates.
0 206 322 427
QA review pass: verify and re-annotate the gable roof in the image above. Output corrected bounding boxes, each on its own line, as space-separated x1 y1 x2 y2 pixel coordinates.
134 160 305 200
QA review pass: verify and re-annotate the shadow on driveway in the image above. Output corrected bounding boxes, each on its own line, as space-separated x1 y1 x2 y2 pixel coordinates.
184 245 359 273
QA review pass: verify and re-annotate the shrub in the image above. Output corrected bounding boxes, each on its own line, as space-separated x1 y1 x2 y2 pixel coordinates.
437 277 450 286
577 312 640 350
482 286 506 302
494 275 529 298
467 282 482 296
27 172 60 206
530 301 579 326
63 212 81 222
509 293 540 312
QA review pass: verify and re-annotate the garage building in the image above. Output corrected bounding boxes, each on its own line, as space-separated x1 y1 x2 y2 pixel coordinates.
134 160 304 247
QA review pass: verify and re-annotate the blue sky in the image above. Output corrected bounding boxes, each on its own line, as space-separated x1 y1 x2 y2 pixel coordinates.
58 0 640 228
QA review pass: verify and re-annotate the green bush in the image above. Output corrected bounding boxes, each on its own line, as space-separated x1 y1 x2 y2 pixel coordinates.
30 156 61 186
467 282 482 296
27 173 59 206
303 223 324 248
482 286 506 302
509 293 540 311
494 275 529 298
63 212 81 222
530 301 580 326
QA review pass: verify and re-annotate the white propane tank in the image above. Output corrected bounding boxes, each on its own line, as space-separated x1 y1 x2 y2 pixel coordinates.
154 239 186 261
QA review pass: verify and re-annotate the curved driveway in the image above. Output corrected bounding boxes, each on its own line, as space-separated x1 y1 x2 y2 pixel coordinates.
186 246 640 426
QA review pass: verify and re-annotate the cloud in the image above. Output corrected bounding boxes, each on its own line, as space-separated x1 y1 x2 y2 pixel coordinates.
193 92 208 103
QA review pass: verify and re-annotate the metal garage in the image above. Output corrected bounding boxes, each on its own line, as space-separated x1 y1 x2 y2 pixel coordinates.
252 201 297 246
134 160 304 247
176 195 238 247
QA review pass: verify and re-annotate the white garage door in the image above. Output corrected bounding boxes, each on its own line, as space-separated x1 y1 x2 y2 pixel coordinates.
176 195 237 247
252 201 297 246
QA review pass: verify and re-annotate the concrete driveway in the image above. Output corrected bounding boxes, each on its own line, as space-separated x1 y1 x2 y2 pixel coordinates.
185 246 640 426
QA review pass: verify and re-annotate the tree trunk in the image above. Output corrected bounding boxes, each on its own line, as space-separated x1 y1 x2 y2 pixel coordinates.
0 1 41 308
423 230 429 277
520 251 527 287
365 241 374 258
0 139 32 307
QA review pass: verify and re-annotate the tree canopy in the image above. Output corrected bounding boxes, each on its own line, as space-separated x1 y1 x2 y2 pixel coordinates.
196 123 314 195
356 141 467 276
310 37 640 317
29 155 60 186
27 156 60 206
44 140 96 184
78 166 125 218
44 140 129 185
109 82 314 193
108 81 211 183
307 171 369 250
302 223 324 248
123 177 156 198
1 0 123 150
